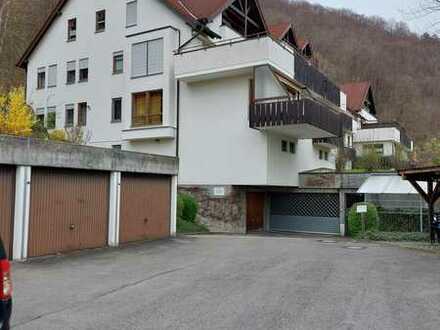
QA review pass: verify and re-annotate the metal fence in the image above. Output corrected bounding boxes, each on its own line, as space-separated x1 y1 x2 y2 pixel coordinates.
364 193 434 233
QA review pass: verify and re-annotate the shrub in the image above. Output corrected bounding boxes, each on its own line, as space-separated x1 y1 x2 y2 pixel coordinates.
358 231 429 242
347 202 379 236
48 129 68 142
178 193 198 223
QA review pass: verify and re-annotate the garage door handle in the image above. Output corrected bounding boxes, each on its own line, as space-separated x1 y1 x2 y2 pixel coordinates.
69 224 76 230
144 218 149 223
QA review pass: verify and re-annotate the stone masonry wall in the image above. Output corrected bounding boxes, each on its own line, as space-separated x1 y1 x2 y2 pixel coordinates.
178 186 247 234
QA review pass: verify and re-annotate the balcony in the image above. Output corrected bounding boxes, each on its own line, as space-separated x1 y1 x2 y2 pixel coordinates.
354 122 412 150
249 98 352 139
313 137 341 149
175 36 295 82
294 55 341 106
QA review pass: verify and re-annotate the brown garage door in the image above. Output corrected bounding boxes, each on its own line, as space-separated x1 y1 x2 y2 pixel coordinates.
120 173 171 244
28 168 109 257
0 166 15 259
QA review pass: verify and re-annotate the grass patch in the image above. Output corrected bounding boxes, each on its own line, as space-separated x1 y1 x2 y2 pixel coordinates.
177 218 209 234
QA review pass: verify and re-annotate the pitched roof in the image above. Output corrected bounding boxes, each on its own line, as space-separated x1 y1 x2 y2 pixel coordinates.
268 22 292 39
17 0 235 68
297 38 310 51
165 0 233 22
340 82 372 113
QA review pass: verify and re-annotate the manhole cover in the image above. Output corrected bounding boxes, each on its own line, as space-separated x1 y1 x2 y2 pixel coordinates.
344 246 367 250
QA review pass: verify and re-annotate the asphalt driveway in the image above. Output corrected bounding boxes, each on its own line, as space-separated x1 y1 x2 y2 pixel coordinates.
11 234 440 330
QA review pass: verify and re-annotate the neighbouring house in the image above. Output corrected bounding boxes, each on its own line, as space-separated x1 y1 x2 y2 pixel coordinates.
18 0 355 235
341 82 413 159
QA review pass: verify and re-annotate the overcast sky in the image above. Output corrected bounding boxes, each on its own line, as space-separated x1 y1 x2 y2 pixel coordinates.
305 0 440 34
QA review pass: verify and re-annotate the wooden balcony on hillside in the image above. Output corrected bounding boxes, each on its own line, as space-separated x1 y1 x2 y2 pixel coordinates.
249 97 352 139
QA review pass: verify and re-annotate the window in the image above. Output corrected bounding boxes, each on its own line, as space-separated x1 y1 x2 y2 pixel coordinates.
47 107 56 129
126 1 138 27
319 150 329 161
365 144 384 155
78 102 87 126
79 58 89 82
66 61 76 84
113 51 124 74
112 145 122 150
281 140 288 152
37 67 46 89
67 18 77 41
36 108 45 125
289 142 296 154
96 10 106 32
132 90 162 127
48 65 57 88
112 98 122 122
65 105 74 127
131 38 163 78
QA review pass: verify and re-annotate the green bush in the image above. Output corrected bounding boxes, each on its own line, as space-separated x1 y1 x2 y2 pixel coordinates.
178 193 198 223
347 202 379 236
358 231 430 242
177 218 209 234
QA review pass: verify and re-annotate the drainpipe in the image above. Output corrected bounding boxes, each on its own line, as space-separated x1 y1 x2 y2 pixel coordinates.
176 80 180 159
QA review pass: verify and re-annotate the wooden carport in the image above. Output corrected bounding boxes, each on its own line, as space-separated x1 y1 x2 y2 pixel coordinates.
399 166 440 243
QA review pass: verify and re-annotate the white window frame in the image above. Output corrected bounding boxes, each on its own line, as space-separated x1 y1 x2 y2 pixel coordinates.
126 1 138 27
47 64 57 88
131 38 164 78
79 58 89 83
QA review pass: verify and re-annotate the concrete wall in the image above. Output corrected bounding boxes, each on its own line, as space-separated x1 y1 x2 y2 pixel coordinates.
0 135 178 175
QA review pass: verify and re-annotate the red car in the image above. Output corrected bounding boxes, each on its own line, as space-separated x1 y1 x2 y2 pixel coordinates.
0 238 11 330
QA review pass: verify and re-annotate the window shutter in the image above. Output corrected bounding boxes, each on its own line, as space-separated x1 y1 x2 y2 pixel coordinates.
147 39 163 75
126 1 137 27
67 61 76 71
132 42 147 77
79 58 88 70
48 65 57 87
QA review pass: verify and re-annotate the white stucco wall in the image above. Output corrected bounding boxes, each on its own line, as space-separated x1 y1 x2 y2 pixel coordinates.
254 66 286 99
26 0 192 156
179 75 269 185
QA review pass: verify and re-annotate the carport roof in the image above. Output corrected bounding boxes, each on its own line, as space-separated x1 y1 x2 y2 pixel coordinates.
357 175 427 195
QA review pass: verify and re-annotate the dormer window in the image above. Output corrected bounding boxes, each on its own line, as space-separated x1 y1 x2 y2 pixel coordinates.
67 18 77 41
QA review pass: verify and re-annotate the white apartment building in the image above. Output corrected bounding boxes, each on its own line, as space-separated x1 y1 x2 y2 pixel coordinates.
19 0 354 235
341 82 413 158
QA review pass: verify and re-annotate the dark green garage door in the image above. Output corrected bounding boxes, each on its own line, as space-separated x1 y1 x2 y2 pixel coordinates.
270 193 340 234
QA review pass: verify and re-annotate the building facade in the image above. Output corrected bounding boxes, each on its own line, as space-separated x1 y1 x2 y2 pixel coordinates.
341 82 413 159
20 0 354 234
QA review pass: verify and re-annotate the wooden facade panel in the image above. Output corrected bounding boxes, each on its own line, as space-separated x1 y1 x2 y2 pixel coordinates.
28 168 109 257
0 166 15 259
120 174 171 244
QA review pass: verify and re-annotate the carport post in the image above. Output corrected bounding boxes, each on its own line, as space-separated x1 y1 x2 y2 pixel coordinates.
170 176 178 237
339 191 346 236
108 172 121 247
12 166 32 261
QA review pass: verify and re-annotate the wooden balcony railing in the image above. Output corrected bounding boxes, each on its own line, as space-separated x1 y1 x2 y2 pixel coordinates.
294 55 341 106
250 98 352 137
132 114 163 128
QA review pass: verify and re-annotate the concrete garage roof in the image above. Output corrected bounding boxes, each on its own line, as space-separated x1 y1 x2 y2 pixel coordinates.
357 175 427 195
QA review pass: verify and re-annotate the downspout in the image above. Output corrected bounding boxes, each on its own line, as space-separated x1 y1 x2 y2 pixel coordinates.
176 80 180 159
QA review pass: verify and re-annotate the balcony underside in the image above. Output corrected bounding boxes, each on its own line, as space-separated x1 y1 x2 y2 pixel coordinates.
263 123 334 139
250 98 352 139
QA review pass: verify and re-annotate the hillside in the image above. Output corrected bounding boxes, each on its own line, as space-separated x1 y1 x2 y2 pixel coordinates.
1 0 439 143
